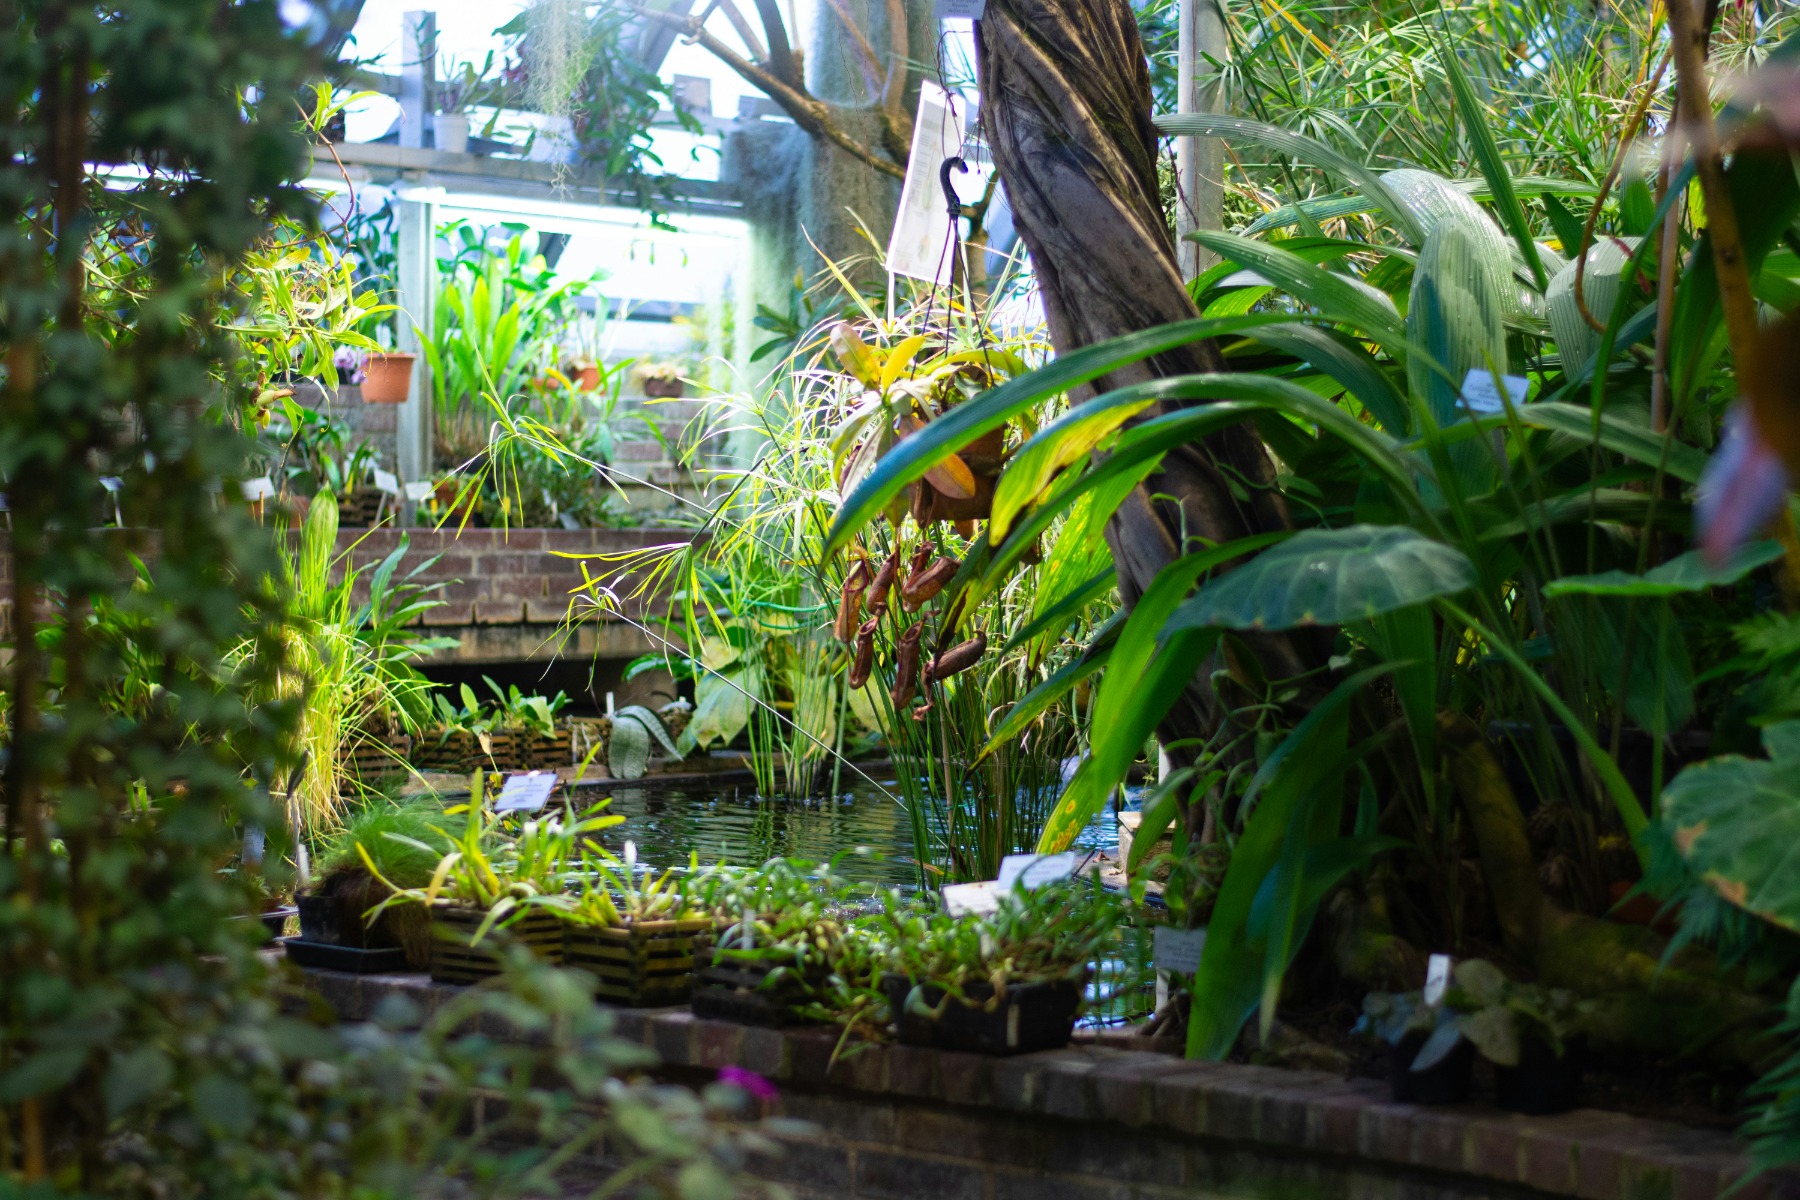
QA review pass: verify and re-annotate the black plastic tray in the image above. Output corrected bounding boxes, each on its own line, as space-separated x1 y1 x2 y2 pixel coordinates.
283 937 410 973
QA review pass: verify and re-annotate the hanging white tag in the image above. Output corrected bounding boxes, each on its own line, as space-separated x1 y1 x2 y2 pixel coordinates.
494 771 557 814
1460 369 1530 415
997 851 1079 891
934 0 986 19
373 468 400 496
99 476 124 493
240 475 276 501
942 880 1001 917
1153 925 1207 975
1424 953 1453 1006
403 480 435 502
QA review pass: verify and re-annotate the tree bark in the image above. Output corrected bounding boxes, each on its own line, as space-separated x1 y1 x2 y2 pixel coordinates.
973 0 1323 775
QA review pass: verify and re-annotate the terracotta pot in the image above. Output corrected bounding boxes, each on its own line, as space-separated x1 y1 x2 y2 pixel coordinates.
643 376 685 398
574 364 601 391
361 353 416 404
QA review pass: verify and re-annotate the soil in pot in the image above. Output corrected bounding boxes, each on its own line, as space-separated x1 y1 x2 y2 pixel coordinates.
883 974 1082 1056
1494 1036 1584 1114
1389 1030 1475 1104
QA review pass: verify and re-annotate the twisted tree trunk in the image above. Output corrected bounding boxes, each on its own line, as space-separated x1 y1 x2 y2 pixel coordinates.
973 0 1323 782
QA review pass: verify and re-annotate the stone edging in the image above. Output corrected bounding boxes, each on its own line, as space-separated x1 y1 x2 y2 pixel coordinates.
294 966 1795 1200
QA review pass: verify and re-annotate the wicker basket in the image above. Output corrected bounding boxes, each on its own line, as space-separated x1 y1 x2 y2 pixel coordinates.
342 731 411 782
412 729 479 773
690 943 829 1027
428 905 564 985
563 916 715 1006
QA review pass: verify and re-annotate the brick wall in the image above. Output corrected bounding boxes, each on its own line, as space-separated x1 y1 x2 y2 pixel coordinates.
299 968 1795 1200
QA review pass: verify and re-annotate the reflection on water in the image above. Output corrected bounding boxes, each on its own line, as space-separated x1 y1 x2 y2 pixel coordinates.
583 777 1126 890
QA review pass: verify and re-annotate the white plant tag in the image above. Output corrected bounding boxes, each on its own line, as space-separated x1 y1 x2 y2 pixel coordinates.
1460 369 1529 415
934 0 986 19
240 475 275 501
1424 953 1453 1006
99 476 124 493
997 851 1079 891
942 880 1001 917
1153 925 1207 975
373 468 400 496
403 480 435 502
494 771 557 814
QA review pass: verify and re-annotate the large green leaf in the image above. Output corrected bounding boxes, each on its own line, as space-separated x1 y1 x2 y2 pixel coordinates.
1437 51 1547 288
1168 526 1475 632
1515 403 1708 483
992 395 1159 540
1187 231 1403 345
1407 216 1511 494
1546 238 1639 375
1245 178 1601 237
822 313 1294 558
1662 723 1800 933
1250 324 1411 436
1036 535 1292 852
977 612 1123 760
1153 112 1426 245
1544 542 1784 598
1186 668 1389 1058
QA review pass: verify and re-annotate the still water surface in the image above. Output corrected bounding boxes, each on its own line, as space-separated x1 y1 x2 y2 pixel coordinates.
585 777 1123 889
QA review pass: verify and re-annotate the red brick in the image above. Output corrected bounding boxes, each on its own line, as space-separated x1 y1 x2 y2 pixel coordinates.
1148 1067 1216 1135
1464 1116 1525 1183
786 1027 840 1087
1521 1125 1580 1195
1409 1108 1470 1175
694 1017 744 1069
648 1010 696 1065
887 1043 938 1098
1357 1102 1415 1165
991 1056 1045 1112
1306 1089 1371 1157
830 1041 888 1093
740 1025 791 1079
935 1050 996 1107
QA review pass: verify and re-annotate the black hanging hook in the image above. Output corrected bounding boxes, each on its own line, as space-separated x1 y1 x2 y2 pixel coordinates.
939 155 969 220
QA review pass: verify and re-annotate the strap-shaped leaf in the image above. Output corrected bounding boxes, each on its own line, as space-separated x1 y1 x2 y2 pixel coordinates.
1544 541 1783 598
1515 402 1708 483
1169 526 1475 632
1407 217 1510 494
823 313 1295 557
1188 230 1403 344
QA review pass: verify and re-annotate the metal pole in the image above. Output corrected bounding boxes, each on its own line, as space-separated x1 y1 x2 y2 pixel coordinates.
400 10 435 149
1175 0 1225 280
395 189 436 505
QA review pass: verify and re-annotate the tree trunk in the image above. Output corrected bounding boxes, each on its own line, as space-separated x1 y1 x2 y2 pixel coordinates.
973 0 1323 784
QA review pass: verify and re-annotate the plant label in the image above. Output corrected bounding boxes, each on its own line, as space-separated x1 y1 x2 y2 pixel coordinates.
240 475 275 501
373 468 400 496
494 771 557 814
403 480 435 502
1424 953 1452 1005
942 880 1001 917
1154 925 1207 975
934 0 986 19
997 851 1079 891
1460 369 1529 415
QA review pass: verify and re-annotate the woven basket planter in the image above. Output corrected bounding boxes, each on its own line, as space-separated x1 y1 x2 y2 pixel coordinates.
563 916 715 1006
690 943 829 1027
412 729 479 773
342 731 411 782
428 904 564 985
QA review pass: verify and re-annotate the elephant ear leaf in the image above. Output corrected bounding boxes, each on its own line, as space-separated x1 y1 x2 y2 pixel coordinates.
1167 526 1476 633
1662 721 1800 933
1407 216 1512 495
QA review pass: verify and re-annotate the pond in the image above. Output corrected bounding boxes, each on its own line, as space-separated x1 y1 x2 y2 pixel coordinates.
585 775 1127 890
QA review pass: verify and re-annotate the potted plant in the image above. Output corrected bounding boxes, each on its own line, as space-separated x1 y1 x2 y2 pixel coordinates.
1444 960 1588 1114
360 349 416 403
369 791 620 984
690 857 864 1026
482 677 572 770
1356 988 1476 1105
639 361 686 399
431 53 496 155
290 798 450 971
413 685 495 772
561 844 716 1005
880 878 1117 1056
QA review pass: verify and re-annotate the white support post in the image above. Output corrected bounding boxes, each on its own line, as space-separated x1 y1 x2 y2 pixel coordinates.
400 10 435 149
395 190 436 509
1175 0 1226 280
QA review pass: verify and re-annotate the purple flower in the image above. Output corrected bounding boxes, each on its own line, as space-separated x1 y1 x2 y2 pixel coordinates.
333 346 366 386
717 1065 779 1100
1697 402 1791 566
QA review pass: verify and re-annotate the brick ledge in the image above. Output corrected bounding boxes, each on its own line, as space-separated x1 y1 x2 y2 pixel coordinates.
290 966 1793 1200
